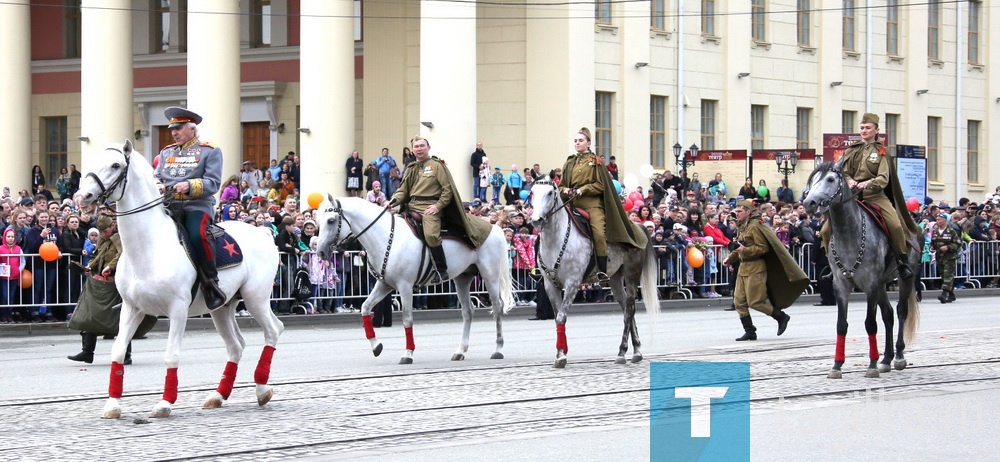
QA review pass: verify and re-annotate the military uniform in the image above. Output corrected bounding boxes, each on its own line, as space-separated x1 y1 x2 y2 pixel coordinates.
87 217 122 281
930 216 963 302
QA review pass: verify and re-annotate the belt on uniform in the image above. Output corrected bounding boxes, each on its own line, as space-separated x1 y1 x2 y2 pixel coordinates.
740 257 762 263
413 195 439 201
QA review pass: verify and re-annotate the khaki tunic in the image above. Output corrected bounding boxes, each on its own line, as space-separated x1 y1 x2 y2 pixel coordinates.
561 152 608 256
725 214 773 317
87 233 122 281
390 157 453 247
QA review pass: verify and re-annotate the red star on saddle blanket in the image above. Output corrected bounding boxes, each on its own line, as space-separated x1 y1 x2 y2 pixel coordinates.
223 239 239 257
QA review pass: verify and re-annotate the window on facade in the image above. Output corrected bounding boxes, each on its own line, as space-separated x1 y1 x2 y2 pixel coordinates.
596 0 612 24
884 114 898 153
178 0 188 52
928 0 940 60
651 0 666 30
886 0 899 55
151 1 170 53
65 0 81 58
751 105 766 150
702 0 716 36
927 117 940 181
968 121 980 183
969 0 981 64
751 0 766 42
796 108 811 149
797 0 810 46
595 92 613 160
43 117 68 185
250 0 272 48
842 0 855 51
842 111 856 134
701 100 717 150
650 96 667 169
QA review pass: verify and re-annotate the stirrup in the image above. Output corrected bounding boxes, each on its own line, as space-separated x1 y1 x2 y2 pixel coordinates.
595 271 610 282
897 263 914 280
819 267 833 282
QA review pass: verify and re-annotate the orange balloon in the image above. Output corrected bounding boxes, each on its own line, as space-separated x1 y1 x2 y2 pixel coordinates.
307 192 324 210
20 269 32 288
39 242 60 262
687 246 705 268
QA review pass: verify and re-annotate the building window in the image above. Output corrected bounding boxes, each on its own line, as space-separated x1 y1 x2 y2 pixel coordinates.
596 0 612 24
595 92 613 160
178 0 188 52
969 0 981 64
150 1 170 53
886 0 899 55
884 114 898 153
751 0 766 42
702 0 716 36
751 105 766 150
43 117 68 185
927 117 940 181
796 108 811 149
928 0 940 60
797 0 810 46
651 0 666 30
650 96 667 169
842 0 855 51
701 100 717 150
842 111 856 134
968 121 980 183
250 0 272 48
65 0 81 58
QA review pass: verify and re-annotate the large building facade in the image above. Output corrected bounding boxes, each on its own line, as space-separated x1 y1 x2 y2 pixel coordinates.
1 0 995 203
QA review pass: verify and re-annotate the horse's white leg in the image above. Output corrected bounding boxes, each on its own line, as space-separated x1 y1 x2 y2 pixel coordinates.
204 305 244 409
547 277 578 369
361 280 394 358
151 311 189 418
102 305 143 419
483 267 505 360
245 289 284 406
452 275 474 361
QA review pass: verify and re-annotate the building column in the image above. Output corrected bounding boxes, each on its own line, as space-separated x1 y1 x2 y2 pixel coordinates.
723 1 751 175
80 0 133 172
0 0 31 191
818 2 844 160
299 0 355 201
187 0 241 180
903 6 928 150
620 1 651 173
420 0 477 195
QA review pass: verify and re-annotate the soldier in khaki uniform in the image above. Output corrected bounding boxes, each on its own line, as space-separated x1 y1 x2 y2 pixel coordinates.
820 113 918 280
930 213 962 303
723 200 792 341
560 127 646 281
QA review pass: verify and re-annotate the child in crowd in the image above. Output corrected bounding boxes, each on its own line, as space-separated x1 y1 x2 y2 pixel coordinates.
0 227 24 323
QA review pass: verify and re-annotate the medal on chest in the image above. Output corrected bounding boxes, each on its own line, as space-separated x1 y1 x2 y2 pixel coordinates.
867 151 879 164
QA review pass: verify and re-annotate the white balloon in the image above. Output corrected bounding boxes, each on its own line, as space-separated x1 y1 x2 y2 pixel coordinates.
639 163 655 178
623 173 640 190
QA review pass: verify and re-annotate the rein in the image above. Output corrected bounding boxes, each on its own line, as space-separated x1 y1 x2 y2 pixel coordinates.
533 182 575 287
89 147 172 217
328 199 394 280
824 166 868 282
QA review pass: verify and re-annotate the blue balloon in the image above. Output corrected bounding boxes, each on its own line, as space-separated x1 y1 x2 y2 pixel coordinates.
519 189 530 200
612 180 622 194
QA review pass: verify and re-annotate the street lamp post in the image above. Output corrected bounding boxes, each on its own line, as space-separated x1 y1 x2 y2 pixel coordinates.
775 151 799 186
673 142 699 172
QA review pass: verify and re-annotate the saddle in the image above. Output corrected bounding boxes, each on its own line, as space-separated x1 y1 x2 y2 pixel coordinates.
174 221 244 270
566 208 598 277
856 199 920 253
402 211 476 250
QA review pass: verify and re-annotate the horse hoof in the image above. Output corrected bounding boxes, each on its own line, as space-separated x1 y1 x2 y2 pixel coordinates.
878 363 891 373
150 401 172 418
865 368 880 378
614 357 627 365
203 391 225 409
631 354 643 363
554 358 567 369
827 369 843 379
373 343 383 357
256 385 274 406
894 359 908 371
451 353 465 361
399 357 413 365
101 405 122 420
490 352 504 360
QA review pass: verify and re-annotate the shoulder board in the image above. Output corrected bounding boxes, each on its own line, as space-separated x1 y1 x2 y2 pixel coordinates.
198 141 216 148
431 156 445 165
163 142 179 149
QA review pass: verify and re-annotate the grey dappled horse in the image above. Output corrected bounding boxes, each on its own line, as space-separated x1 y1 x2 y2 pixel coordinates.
528 178 661 368
803 161 921 379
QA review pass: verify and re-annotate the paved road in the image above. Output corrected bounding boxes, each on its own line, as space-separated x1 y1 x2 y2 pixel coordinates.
1 291 998 461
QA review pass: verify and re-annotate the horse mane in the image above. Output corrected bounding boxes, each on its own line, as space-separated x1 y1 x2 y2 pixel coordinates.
807 161 839 187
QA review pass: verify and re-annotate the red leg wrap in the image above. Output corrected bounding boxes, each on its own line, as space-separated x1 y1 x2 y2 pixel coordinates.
362 315 376 339
405 326 415 351
556 323 568 353
216 361 239 399
834 335 846 362
868 334 879 361
162 368 179 404
254 345 276 385
109 362 125 399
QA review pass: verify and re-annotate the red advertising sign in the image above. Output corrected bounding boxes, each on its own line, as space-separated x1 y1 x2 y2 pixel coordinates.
750 149 816 161
822 133 887 162
691 150 747 162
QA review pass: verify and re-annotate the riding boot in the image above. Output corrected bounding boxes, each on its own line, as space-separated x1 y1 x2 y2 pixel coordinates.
771 309 790 336
428 245 449 284
200 258 227 310
595 256 610 282
948 290 957 303
123 342 133 366
735 316 757 341
68 332 97 364
938 290 949 304
896 254 914 280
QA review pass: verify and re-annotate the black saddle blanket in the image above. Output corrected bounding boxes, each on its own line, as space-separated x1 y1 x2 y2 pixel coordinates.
178 225 244 270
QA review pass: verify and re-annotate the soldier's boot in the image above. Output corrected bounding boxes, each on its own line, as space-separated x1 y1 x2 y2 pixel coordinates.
429 245 449 284
200 258 227 311
123 342 133 366
771 309 790 336
948 290 957 303
938 290 949 304
595 256 611 282
735 316 757 342
67 332 97 364
896 254 914 280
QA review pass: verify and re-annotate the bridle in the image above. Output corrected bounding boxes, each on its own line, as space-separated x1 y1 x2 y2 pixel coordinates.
86 146 171 217
325 199 394 279
819 164 867 282
532 180 575 286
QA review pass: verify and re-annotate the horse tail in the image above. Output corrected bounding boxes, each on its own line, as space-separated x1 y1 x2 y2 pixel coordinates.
640 235 662 332
903 289 920 344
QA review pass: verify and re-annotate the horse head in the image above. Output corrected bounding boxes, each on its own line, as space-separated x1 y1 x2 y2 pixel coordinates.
528 176 561 228
316 193 351 260
76 139 138 208
803 161 851 215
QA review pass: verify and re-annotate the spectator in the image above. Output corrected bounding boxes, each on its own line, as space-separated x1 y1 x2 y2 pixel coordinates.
506 164 523 205
268 159 282 184
56 168 70 201
0 226 23 323
402 147 416 166
650 173 667 207
82 226 98 267
477 156 490 202
489 166 505 205
375 147 398 197
687 172 703 199
776 178 794 204
68 164 82 197
366 181 387 206
471 142 486 200
23 210 60 322
512 227 536 305
708 173 728 199
345 151 364 197
219 174 240 203
662 170 683 198
241 161 262 196
606 156 619 181
57 214 86 310
31 165 46 192
738 177 756 200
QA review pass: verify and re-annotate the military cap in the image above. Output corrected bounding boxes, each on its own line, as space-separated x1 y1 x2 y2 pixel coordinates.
735 199 755 209
165 106 203 128
96 215 114 232
861 113 880 126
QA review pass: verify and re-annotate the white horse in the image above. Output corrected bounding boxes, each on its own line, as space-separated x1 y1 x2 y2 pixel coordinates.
315 195 515 364
529 178 661 368
76 140 284 419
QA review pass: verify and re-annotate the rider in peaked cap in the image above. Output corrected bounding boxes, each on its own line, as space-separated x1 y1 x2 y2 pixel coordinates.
165 106 203 128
